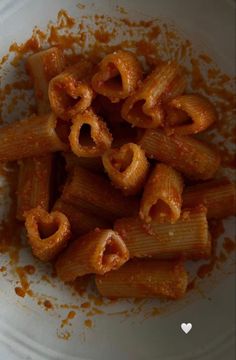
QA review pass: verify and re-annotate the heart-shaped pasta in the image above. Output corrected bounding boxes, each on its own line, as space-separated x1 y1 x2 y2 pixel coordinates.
69 108 113 157
55 229 129 281
48 62 94 121
91 50 143 103
102 143 149 195
140 163 183 224
25 206 71 262
167 94 217 135
121 62 184 128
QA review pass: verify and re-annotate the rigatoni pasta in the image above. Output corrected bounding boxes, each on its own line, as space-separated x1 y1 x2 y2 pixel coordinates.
102 143 149 195
25 206 71 262
0 113 68 162
114 207 210 260
61 165 139 221
121 62 183 128
91 50 142 103
140 164 183 223
48 61 94 120
27 47 65 115
53 199 110 235
183 178 236 219
63 152 103 173
17 155 53 221
138 129 220 180
167 94 217 135
69 108 112 157
95 259 188 299
1 44 234 302
56 229 129 281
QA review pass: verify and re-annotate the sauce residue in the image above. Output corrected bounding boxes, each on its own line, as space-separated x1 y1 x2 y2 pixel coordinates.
84 319 93 328
0 5 235 336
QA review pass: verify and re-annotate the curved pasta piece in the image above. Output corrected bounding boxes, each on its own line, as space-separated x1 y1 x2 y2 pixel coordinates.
140 164 183 223
48 62 94 121
25 206 71 262
121 62 183 128
69 109 113 157
95 259 188 299
167 94 217 135
138 129 220 180
102 143 149 195
91 50 143 103
55 229 129 281
165 107 190 127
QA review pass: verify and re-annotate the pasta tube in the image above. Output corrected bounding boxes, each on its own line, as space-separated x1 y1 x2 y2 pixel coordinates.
27 47 65 115
69 109 112 157
63 152 103 173
102 143 149 195
56 229 129 281
167 94 217 135
165 107 190 127
183 178 236 219
138 129 220 180
53 199 110 235
61 166 139 221
48 61 94 120
114 207 210 260
121 62 182 128
140 164 183 223
95 259 188 299
17 155 53 221
0 113 68 162
91 50 142 103
25 206 71 262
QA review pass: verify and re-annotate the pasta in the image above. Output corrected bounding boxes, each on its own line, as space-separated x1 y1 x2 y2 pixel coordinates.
69 108 113 157
183 178 236 219
165 107 190 127
102 143 149 195
56 229 129 281
167 94 217 135
48 61 94 120
53 199 110 235
91 50 142 103
25 206 71 262
140 164 183 223
138 129 220 180
0 113 68 162
61 165 139 221
27 47 65 115
114 207 210 260
18 47 64 221
95 259 188 299
1 42 234 302
63 152 103 173
17 155 52 221
121 62 184 128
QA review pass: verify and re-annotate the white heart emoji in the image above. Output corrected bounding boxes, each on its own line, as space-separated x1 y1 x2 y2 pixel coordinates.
181 323 192 334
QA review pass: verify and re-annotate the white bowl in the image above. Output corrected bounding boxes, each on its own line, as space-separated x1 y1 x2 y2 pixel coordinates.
0 1 235 359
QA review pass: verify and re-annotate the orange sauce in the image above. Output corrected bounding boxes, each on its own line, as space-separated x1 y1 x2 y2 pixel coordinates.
44 300 53 310
15 266 33 298
84 319 93 328
60 310 76 328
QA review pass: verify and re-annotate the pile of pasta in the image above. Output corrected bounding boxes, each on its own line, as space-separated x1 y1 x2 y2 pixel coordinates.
1 47 235 300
